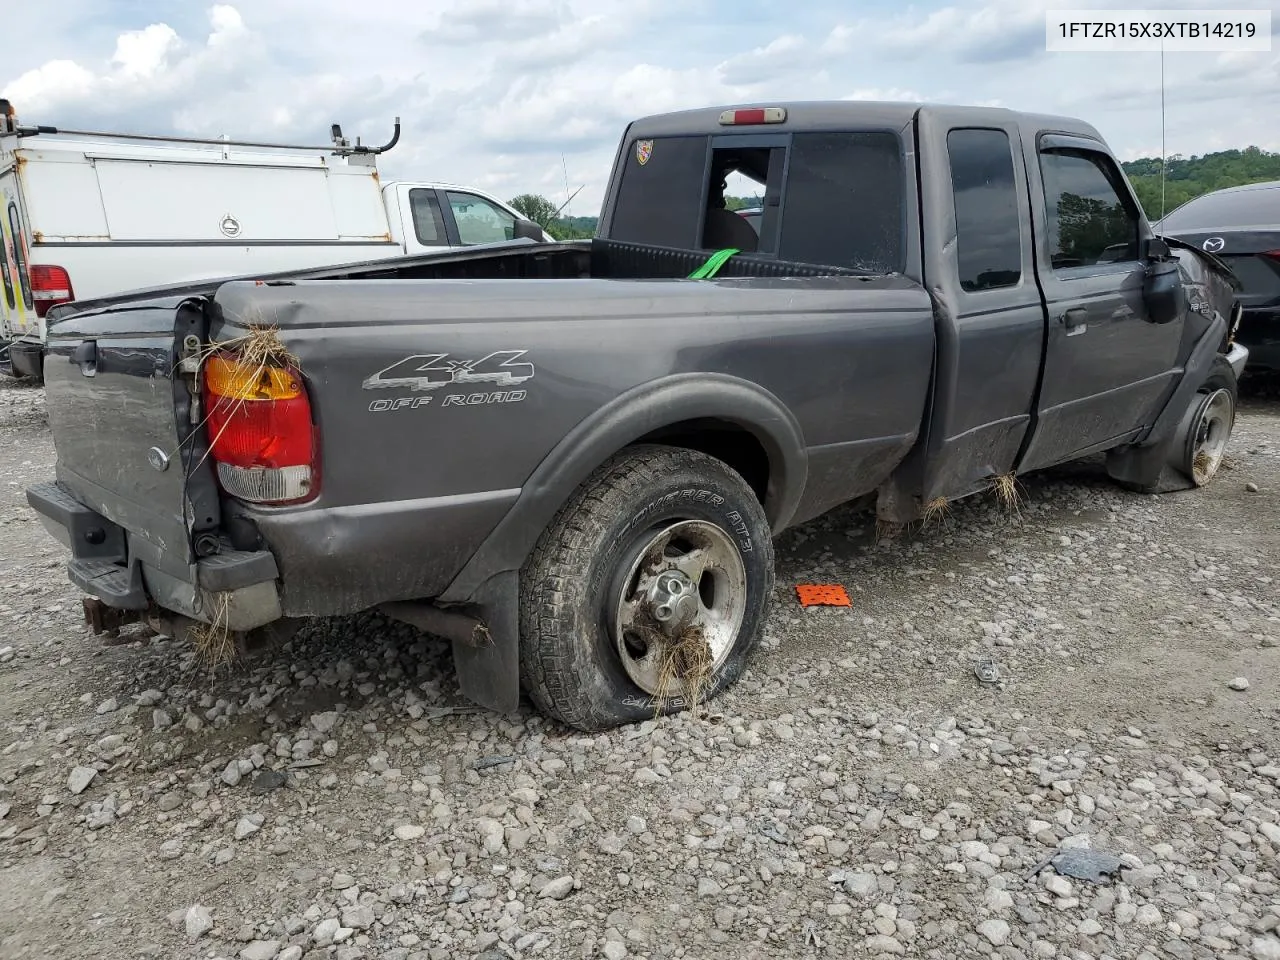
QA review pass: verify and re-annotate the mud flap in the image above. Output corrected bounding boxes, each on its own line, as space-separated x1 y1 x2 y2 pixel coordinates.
1104 437 1175 490
452 570 522 715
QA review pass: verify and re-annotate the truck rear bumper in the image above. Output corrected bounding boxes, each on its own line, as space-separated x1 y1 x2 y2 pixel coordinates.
26 480 283 632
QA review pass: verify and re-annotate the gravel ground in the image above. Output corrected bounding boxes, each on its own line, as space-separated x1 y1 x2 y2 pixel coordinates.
1 373 1278 960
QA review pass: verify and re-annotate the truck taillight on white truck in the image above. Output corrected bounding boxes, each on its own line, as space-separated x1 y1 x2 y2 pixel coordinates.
0 100 549 380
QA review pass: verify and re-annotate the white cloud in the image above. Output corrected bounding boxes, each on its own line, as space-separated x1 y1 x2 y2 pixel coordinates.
208 4 245 39
6 5 259 118
717 35 809 86
3 0 1276 217
110 24 181 79
6 60 96 109
843 87 927 103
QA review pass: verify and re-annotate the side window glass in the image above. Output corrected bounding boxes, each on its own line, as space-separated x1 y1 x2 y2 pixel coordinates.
947 128 1022 291
778 131 904 273
408 189 446 246
1039 149 1140 269
447 192 515 246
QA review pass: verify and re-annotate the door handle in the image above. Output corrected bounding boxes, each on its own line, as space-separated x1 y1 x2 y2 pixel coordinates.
1061 308 1088 336
72 340 98 376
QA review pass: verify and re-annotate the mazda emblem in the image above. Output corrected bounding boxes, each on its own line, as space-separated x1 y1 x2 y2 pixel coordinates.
1202 237 1225 253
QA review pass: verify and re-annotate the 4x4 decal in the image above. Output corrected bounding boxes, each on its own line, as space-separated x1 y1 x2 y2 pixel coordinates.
363 350 534 392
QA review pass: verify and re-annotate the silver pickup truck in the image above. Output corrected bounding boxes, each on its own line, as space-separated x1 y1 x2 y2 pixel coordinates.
26 101 1246 732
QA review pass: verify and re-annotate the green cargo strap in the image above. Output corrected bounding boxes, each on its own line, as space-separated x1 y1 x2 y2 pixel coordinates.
688 248 740 279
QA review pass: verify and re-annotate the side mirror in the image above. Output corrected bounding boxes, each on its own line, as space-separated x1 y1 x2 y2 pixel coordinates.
512 218 546 242
1143 257 1185 324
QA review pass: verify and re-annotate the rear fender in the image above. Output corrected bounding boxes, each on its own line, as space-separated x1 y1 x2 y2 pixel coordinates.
437 373 808 715
439 372 807 606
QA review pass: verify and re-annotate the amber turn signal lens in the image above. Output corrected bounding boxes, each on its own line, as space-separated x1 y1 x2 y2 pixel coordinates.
204 354 302 401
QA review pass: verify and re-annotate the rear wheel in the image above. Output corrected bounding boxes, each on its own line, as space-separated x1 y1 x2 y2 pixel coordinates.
518 444 775 732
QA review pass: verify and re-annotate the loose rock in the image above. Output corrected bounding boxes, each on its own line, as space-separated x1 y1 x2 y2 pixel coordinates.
539 876 575 900
67 767 97 796
184 905 213 941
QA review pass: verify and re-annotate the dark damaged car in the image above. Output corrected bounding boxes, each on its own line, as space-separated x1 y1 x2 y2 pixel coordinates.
1156 179 1280 374
27 101 1246 732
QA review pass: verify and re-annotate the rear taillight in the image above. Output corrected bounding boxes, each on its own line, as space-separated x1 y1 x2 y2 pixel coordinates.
1263 250 1280 263
201 353 318 505
31 264 74 317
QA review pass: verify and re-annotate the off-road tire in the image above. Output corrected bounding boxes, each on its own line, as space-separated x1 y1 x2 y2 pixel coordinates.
518 444 775 732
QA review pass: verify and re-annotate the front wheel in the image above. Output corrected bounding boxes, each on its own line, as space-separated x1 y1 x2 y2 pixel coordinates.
518 444 775 732
1107 357 1238 494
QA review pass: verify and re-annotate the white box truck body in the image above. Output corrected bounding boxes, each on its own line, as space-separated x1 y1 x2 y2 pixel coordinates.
0 107 549 379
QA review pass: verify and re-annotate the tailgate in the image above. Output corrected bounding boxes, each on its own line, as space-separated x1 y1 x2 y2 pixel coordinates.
42 296 220 564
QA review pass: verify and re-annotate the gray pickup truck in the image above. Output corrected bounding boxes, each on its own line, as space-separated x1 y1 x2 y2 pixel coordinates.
27 101 1247 732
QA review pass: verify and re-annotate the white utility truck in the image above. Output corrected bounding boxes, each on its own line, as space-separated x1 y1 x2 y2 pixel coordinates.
0 100 548 379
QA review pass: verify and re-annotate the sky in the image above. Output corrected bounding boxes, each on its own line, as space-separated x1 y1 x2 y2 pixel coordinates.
4 0 1278 217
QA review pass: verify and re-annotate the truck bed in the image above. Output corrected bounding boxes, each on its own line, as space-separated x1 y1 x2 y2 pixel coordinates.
37 238 933 625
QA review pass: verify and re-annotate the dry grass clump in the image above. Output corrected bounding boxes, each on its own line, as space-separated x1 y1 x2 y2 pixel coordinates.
1193 450 1216 482
989 472 1024 513
229 324 300 371
188 592 238 672
921 496 952 529
652 626 715 720
875 518 906 543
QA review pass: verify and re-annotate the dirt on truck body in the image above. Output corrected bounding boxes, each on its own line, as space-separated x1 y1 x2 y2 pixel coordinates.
26 100 1246 731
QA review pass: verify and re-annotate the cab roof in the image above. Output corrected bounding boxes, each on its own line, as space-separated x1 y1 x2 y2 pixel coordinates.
625 100 1106 144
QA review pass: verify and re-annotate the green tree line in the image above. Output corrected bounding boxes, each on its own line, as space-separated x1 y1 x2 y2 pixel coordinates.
1121 146 1280 220
507 194 595 240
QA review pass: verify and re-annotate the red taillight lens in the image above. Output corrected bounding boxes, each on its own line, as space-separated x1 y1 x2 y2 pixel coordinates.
31 264 74 318
201 353 318 505
1263 250 1280 263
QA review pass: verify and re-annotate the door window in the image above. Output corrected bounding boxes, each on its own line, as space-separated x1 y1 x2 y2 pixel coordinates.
947 128 1022 291
446 192 516 245
408 189 446 246
1039 149 1140 269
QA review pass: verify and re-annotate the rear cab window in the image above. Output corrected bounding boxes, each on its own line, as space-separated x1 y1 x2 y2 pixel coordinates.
607 124 907 275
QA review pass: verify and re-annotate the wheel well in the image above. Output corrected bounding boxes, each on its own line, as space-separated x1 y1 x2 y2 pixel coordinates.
632 418 771 504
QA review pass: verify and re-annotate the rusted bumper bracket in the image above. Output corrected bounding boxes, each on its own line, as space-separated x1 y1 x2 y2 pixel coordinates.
83 597 143 636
